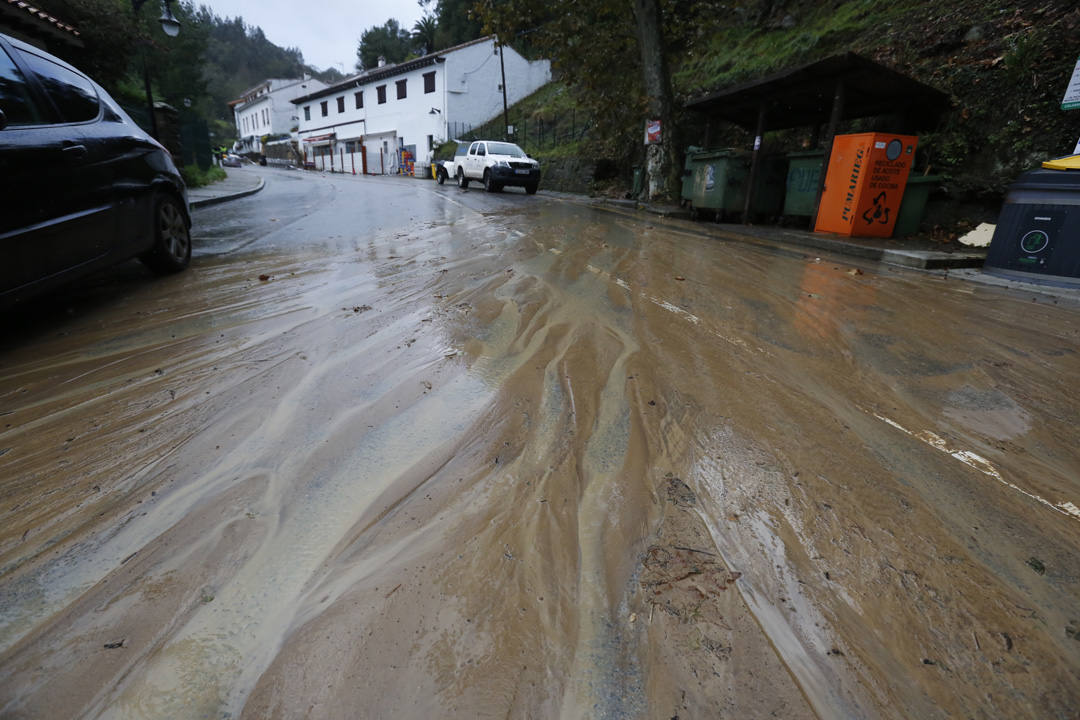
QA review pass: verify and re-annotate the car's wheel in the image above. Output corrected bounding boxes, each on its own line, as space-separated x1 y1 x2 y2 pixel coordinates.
484 170 496 192
457 168 468 188
525 183 538 195
436 168 446 185
140 194 191 274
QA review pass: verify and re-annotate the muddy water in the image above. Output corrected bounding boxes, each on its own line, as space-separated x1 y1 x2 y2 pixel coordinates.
1 192 1078 719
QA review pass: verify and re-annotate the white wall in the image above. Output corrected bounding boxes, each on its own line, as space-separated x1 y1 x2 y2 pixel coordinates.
234 78 326 154
444 39 550 132
296 64 447 172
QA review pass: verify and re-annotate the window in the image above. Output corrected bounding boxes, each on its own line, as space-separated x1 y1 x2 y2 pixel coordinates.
468 142 477 155
264 109 269 124
16 48 97 123
427 134 433 152
376 85 386 104
476 143 486 156
3 48 47 125
423 71 435 94
337 96 345 113
396 79 407 100
354 91 362 109
320 100 328 117
304 105 310 121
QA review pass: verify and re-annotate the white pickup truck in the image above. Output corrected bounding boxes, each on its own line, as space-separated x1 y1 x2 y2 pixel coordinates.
436 140 541 194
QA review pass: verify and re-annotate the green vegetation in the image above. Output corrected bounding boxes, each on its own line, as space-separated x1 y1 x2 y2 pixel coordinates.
180 164 226 188
29 0 346 147
474 0 1079 203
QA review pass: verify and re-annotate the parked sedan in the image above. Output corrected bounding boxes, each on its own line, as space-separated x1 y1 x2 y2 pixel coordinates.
0 32 191 308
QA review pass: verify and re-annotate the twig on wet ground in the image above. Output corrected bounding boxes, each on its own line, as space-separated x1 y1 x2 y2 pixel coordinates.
673 545 717 556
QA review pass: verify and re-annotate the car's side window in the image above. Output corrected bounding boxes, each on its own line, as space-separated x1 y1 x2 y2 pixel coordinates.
468 142 477 156
477 144 486 156
15 49 98 123
0 46 43 126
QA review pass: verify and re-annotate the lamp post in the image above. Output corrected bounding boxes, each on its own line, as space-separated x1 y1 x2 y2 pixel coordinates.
131 0 180 140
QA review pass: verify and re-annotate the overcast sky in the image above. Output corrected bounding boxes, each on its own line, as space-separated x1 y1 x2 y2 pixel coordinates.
199 0 427 73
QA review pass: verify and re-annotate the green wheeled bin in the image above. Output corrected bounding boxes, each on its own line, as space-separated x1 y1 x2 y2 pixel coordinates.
783 150 825 218
893 174 942 237
679 146 702 206
682 148 750 221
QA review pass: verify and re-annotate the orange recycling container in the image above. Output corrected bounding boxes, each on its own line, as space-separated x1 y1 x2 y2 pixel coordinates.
814 133 918 237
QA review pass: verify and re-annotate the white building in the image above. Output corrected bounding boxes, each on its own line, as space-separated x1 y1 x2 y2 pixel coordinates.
231 76 327 155
292 36 550 175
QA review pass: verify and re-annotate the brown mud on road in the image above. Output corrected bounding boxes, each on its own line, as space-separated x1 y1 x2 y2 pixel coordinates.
1 198 1079 719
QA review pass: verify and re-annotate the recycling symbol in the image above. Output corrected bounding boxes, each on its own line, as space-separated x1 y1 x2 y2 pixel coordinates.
863 191 890 225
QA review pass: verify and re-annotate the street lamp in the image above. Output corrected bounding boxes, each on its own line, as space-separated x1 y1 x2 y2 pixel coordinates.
131 0 180 140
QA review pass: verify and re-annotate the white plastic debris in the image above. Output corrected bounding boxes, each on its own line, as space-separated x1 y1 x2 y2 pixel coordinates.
959 222 995 247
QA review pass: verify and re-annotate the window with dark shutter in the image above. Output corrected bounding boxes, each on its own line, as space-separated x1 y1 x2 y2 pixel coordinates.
396 79 406 99
320 101 328 116
423 71 435 94
377 85 386 104
304 106 310 121
337 96 345 113
354 91 363 109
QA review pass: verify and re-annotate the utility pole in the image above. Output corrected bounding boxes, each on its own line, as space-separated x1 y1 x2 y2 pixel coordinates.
499 44 509 141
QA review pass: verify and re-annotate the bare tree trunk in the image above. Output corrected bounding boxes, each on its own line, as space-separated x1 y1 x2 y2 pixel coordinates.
632 0 680 202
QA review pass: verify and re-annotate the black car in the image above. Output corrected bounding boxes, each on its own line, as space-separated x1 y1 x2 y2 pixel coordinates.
0 33 191 308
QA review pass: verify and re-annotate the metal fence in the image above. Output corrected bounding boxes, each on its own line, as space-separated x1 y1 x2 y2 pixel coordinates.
448 112 589 152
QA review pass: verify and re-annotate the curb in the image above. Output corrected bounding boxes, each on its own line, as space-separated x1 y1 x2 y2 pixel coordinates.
190 177 266 209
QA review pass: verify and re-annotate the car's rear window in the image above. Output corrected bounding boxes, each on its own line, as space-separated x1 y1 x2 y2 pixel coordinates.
16 49 98 123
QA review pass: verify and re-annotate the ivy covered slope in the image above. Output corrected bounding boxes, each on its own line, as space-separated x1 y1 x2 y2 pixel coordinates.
672 0 1079 198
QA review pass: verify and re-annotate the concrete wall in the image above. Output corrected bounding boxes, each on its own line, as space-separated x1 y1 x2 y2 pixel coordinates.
444 40 550 131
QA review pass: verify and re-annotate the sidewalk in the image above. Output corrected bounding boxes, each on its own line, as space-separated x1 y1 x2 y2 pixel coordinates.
187 166 265 208
565 194 986 271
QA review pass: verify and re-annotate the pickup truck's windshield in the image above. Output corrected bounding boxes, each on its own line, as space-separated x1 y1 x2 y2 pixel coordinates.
486 142 526 158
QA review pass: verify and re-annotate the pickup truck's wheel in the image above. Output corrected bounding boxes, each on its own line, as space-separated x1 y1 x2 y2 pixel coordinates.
525 183 538 195
457 168 468 188
484 170 499 193
436 167 446 184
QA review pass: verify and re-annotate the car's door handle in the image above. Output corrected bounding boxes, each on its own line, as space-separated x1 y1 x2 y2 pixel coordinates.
62 143 88 160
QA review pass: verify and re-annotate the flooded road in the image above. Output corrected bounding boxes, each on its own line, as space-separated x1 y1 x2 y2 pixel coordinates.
1 167 1078 719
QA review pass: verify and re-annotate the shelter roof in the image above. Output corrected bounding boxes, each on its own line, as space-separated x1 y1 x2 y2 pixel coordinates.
684 52 950 131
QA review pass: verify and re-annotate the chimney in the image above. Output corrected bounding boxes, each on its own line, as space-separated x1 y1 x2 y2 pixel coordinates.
377 56 386 68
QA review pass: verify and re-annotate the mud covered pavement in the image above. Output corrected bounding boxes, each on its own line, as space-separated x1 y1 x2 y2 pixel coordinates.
1 169 1078 719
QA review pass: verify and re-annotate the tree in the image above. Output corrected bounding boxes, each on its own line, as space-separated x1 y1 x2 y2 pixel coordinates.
477 0 682 199
355 19 412 71
631 0 680 201
419 0 484 50
412 15 437 55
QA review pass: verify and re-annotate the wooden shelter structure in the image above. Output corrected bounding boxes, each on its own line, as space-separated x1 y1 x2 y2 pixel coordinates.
684 52 950 227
